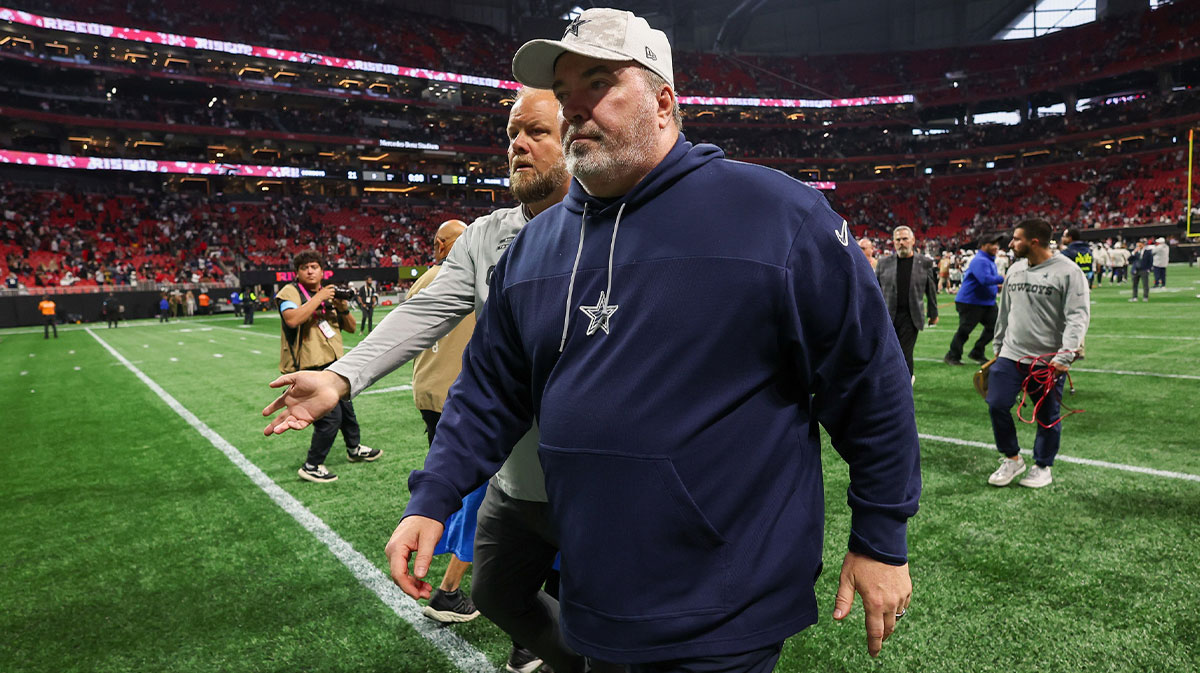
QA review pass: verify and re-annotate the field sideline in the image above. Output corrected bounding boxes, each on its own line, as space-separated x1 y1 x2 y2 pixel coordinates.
3 267 1199 673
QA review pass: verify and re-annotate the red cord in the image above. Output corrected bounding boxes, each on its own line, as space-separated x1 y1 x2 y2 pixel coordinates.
1015 352 1084 429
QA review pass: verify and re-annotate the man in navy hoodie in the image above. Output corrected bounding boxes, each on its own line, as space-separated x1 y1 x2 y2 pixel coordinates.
386 8 921 669
944 236 1006 366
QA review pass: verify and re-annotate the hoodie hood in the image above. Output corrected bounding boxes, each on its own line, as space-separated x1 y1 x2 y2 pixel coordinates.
563 134 724 216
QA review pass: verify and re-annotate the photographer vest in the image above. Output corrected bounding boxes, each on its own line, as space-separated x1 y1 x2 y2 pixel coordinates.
276 283 344 373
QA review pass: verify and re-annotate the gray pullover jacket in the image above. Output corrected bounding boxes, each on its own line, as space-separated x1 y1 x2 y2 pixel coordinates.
328 205 547 501
994 253 1090 367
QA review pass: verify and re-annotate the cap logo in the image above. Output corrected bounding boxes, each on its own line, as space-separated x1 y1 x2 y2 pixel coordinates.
645 46 657 61
564 17 591 37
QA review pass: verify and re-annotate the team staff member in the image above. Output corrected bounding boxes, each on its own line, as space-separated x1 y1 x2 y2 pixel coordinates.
276 251 380 483
408 220 483 624
986 219 1090 489
38 294 57 338
357 276 379 334
945 236 1005 366
876 226 938 383
262 89 582 673
387 8 919 668
1061 228 1093 288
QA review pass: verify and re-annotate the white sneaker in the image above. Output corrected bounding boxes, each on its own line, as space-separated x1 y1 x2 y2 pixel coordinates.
1019 465 1053 488
911 374 916 386
988 456 1026 486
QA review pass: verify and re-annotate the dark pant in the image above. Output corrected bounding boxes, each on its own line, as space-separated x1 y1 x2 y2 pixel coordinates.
420 409 440 446
233 303 242 316
627 643 785 673
106 314 118 328
159 309 169 322
306 397 361 466
473 487 591 673
243 305 255 325
1132 271 1150 298
43 315 57 338
986 357 1066 468
946 302 996 361
360 306 374 334
892 316 918 377
1112 267 1125 283
1153 266 1166 287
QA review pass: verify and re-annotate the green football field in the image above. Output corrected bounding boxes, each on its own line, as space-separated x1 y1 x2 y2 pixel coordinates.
3 266 1199 673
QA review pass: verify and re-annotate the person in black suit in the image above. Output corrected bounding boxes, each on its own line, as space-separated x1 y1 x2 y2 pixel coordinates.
876 226 940 384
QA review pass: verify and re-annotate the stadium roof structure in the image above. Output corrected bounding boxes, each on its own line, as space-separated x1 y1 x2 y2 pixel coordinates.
416 0 1156 56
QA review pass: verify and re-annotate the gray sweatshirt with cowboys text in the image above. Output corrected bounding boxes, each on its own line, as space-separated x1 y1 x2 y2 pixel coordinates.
328 205 547 501
993 252 1090 367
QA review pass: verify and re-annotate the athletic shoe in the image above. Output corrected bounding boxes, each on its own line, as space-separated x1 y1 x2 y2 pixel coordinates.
968 354 988 365
1019 465 1053 488
422 588 480 623
910 374 916 386
1141 297 1148 302
298 463 337 483
1128 298 1138 302
987 456 1026 486
346 445 382 462
943 355 964 366
506 646 543 673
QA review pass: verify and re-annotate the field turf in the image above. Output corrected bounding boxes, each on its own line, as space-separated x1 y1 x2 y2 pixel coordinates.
3 266 1199 672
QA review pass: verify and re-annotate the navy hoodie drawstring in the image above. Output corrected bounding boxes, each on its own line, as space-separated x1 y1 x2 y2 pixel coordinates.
559 201 626 352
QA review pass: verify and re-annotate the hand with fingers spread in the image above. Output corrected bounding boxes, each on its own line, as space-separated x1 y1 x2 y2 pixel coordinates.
832 551 912 658
261 369 350 436
384 515 445 600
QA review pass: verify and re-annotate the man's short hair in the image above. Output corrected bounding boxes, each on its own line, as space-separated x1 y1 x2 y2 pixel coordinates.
639 68 683 131
292 250 324 271
1016 218 1053 248
1064 227 1082 241
893 226 914 237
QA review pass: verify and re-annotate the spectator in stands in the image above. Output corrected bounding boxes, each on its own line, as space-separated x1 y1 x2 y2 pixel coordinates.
876 226 939 384
1129 239 1154 301
1151 236 1169 287
5 271 17 289
986 218 1089 489
38 294 57 339
276 250 380 483
945 237 1005 366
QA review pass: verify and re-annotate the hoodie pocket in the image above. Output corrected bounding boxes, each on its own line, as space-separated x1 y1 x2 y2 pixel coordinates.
539 444 730 620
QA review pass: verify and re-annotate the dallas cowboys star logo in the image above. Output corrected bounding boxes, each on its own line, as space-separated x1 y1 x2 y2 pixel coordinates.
564 17 591 37
579 290 618 336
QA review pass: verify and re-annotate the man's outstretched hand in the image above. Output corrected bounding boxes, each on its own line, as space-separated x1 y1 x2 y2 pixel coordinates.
832 551 912 658
262 369 350 436
385 516 445 599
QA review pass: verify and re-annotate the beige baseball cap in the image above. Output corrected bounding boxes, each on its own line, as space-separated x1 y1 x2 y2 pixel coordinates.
512 8 674 90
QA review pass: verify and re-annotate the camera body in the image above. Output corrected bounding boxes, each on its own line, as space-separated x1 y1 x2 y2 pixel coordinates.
331 284 356 302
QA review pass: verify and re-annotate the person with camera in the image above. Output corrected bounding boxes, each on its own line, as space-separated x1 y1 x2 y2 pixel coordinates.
276 250 380 483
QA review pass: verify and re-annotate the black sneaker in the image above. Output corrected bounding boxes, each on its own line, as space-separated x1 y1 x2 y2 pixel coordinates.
505 646 543 673
422 588 480 623
943 355 964 366
298 463 337 483
346 445 382 462
968 354 988 365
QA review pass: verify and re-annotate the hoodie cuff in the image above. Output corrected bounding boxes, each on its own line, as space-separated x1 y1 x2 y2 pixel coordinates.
402 471 466 523
848 510 909 566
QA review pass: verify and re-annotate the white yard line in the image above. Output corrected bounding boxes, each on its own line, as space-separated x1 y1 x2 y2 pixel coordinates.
360 385 414 395
919 433 1200 483
86 328 492 673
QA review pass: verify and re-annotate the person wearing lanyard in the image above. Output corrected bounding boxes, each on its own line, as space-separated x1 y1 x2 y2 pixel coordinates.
275 251 380 483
